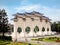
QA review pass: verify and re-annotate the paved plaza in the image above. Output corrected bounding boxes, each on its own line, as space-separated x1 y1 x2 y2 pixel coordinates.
19 34 60 45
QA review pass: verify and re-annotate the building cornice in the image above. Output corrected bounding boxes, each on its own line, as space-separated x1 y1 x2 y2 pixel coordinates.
12 11 51 21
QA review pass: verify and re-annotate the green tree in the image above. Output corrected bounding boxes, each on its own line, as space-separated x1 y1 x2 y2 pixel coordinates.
51 22 58 32
0 9 2 32
51 21 60 33
34 26 39 33
58 25 60 32
58 21 60 32
0 9 9 38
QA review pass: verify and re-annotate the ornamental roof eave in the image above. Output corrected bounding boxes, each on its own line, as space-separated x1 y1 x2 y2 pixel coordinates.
12 11 51 21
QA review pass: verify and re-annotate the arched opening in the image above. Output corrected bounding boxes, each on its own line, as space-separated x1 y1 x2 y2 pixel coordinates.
42 27 45 32
25 27 30 33
17 27 22 33
47 28 49 31
34 26 39 33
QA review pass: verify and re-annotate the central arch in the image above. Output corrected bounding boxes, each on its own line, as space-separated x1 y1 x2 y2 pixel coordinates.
34 26 39 33
25 27 30 33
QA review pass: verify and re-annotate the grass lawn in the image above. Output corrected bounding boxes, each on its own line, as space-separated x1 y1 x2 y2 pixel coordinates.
0 40 11 45
7 42 42 45
42 38 55 42
32 37 60 42
0 35 42 45
0 40 42 45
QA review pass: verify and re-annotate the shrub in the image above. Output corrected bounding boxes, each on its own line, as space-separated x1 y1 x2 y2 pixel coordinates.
31 38 38 41
56 40 60 42
4 36 12 41
0 36 12 41
57 38 59 40
38 38 44 41
28 43 31 45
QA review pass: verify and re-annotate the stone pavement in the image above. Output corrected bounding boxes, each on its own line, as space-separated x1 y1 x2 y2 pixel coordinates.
27 34 60 45
28 40 60 45
19 34 60 45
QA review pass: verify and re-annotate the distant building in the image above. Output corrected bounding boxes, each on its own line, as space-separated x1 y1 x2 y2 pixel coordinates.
12 11 52 41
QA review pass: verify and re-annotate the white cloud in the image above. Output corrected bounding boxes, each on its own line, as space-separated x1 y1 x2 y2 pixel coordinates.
0 5 9 13
43 7 60 21
0 3 60 23
15 4 60 22
15 5 40 12
0 5 14 24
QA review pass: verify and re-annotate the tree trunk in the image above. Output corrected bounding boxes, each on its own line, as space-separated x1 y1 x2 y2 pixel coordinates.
2 32 5 40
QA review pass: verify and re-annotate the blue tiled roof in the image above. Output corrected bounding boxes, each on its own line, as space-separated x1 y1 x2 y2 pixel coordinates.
16 11 43 15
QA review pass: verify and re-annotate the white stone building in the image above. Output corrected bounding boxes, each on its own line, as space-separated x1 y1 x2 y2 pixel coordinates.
12 11 52 41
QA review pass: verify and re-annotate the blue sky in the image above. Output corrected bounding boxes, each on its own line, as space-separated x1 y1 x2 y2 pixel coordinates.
0 0 60 23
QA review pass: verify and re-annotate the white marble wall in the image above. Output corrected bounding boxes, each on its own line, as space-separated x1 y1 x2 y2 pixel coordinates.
12 15 52 42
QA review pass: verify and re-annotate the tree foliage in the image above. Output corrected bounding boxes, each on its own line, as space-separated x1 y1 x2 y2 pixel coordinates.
51 21 60 33
0 9 10 37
